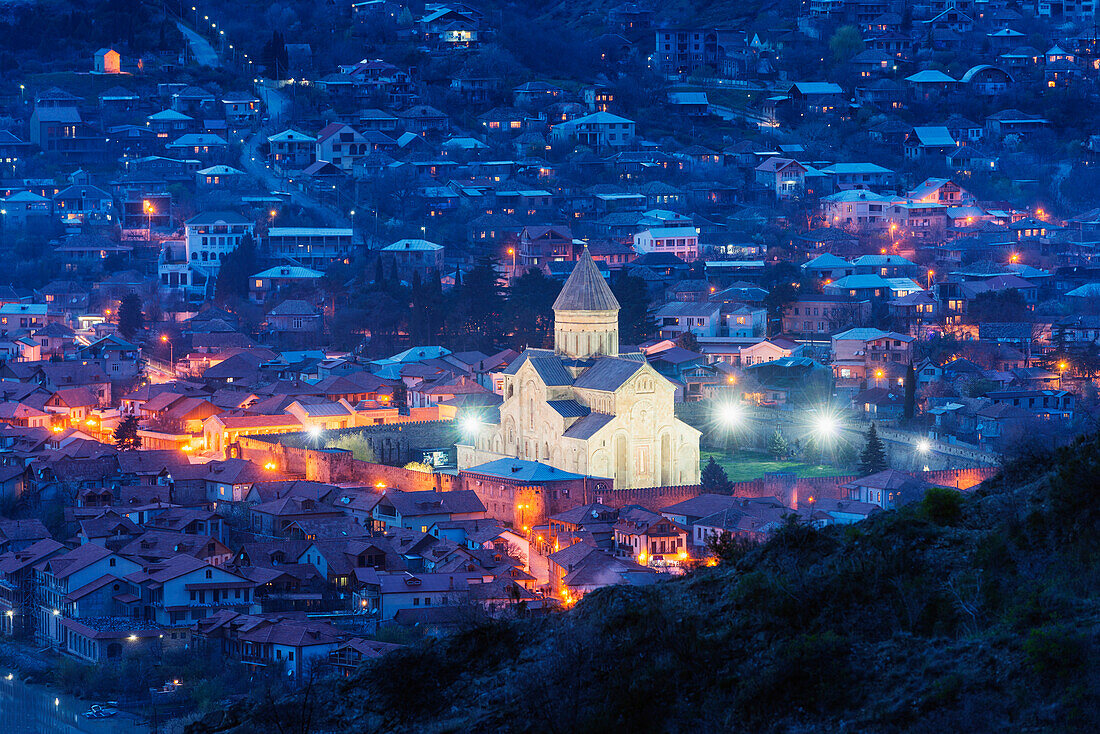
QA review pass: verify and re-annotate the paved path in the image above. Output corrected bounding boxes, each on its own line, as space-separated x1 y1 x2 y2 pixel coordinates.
176 21 220 68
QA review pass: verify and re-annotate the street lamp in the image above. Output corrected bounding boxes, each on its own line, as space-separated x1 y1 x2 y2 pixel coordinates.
507 247 516 278
160 334 173 370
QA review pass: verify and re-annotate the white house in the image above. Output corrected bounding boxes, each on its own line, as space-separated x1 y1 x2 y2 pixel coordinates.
633 225 699 260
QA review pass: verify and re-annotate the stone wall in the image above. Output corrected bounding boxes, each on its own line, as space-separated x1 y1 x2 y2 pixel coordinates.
587 466 1001 513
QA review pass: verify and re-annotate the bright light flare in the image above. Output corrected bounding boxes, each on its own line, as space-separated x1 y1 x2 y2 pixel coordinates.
916 439 931 454
717 401 743 428
812 412 839 439
461 415 482 435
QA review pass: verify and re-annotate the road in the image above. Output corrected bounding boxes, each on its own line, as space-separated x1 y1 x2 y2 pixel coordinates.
176 21 220 68
175 20 351 228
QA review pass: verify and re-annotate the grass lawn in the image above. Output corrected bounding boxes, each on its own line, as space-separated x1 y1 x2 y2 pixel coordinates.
701 450 850 483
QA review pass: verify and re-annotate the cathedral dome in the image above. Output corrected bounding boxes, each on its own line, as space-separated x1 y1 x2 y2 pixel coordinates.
552 248 620 312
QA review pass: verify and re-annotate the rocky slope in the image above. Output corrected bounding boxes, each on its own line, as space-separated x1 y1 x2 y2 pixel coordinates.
191 436 1100 734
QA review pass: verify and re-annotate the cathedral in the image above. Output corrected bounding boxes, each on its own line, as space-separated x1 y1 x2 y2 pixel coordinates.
458 250 701 489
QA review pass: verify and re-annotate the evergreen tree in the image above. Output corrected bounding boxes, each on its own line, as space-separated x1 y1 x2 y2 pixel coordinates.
117 294 144 340
767 429 789 460
701 456 733 495
214 233 256 303
449 256 505 350
260 31 289 79
611 268 654 344
114 415 142 451
903 362 916 421
507 268 561 349
860 422 888 475
391 381 408 409
373 257 385 286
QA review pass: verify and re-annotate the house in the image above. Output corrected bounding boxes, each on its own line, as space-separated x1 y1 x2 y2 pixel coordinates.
221 92 260 126
782 295 870 337
36 544 142 648
551 112 635 148
960 65 1013 95
654 301 722 339
786 82 845 115
818 163 894 191
267 129 316 170
904 127 957 160
53 184 115 226
381 239 445 279
146 109 194 139
196 165 246 190
185 212 255 279
165 134 228 161
126 555 258 630
985 109 1049 138
633 226 699 261
94 48 121 74
372 489 487 532
265 301 323 348
755 157 810 199
830 327 914 383
904 70 958 99
249 266 325 304
843 469 937 510
613 506 689 566
195 610 345 680
397 105 450 136
315 124 368 172
264 228 352 269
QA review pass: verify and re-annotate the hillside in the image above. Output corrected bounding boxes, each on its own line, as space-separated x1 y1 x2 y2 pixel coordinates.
189 437 1100 734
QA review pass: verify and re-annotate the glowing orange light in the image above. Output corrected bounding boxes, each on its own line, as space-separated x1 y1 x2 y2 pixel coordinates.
160 334 168 342
269 209 277 218
374 481 386 489
264 462 277 470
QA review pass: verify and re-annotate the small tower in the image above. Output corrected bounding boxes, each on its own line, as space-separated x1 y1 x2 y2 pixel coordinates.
552 248 619 359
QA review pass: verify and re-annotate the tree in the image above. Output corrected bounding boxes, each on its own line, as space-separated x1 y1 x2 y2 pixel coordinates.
968 289 1027 323
829 25 864 63
767 429 790 460
214 233 257 303
903 362 917 421
260 30 289 79
611 268 654 344
507 268 561 349
114 416 142 451
701 456 733 495
448 256 506 351
859 423 888 474
677 331 700 352
117 294 143 340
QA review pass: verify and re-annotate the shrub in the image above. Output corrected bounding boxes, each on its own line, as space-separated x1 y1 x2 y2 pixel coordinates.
1023 624 1087 681
921 486 963 525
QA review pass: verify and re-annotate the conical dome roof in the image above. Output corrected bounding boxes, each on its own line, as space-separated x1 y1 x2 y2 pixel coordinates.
552 248 620 312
